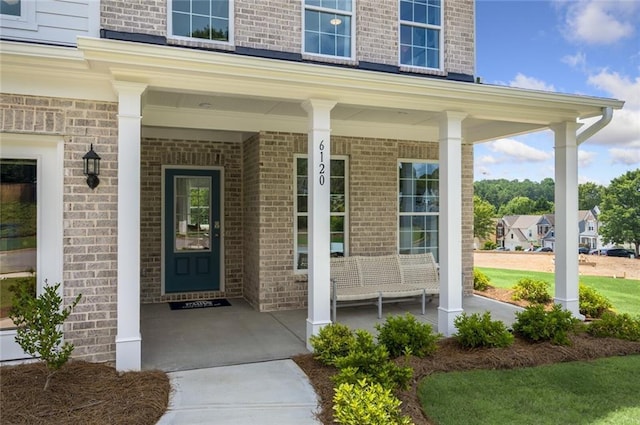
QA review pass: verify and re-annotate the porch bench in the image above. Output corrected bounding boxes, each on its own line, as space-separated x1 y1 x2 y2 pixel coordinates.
330 253 439 321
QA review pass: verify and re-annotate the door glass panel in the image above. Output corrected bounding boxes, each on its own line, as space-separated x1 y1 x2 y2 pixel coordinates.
0 159 37 330
174 176 211 251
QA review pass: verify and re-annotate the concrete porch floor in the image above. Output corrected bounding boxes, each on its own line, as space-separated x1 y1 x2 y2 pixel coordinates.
141 295 523 372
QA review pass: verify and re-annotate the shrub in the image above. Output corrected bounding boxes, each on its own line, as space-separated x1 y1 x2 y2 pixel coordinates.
515 245 523 251
511 277 552 304
473 268 491 291
333 330 413 390
579 284 613 319
454 312 514 348
309 322 355 366
8 275 36 299
513 304 580 346
586 312 640 341
375 313 440 358
333 378 413 425
9 280 81 390
483 241 497 250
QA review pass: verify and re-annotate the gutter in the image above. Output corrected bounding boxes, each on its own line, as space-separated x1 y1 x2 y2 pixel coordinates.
576 107 613 145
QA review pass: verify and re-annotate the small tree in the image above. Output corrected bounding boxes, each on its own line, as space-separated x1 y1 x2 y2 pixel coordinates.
473 195 496 240
599 170 640 257
9 280 81 390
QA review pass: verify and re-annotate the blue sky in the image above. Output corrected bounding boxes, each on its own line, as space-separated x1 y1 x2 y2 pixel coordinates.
474 0 640 185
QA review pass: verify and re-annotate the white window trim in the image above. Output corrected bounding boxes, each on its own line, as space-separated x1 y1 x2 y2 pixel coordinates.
397 158 440 258
293 154 349 273
0 0 37 31
0 133 64 361
397 0 444 71
302 1 355 60
167 0 235 46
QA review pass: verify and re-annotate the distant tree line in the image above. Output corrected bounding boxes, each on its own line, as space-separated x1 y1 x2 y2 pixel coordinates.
473 178 607 216
474 178 555 216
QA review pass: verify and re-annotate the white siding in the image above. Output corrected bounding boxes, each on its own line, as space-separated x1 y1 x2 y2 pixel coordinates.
0 0 99 46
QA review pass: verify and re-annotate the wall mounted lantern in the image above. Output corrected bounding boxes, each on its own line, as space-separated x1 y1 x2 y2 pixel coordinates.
83 144 101 189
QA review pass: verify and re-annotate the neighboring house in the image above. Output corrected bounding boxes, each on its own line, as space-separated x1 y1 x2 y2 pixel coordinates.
497 215 539 251
578 209 599 250
497 209 600 252
0 0 623 370
537 214 555 250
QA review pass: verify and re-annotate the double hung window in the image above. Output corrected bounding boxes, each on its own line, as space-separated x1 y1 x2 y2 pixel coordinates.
399 0 442 69
295 156 348 271
170 0 232 42
304 0 353 58
398 161 439 260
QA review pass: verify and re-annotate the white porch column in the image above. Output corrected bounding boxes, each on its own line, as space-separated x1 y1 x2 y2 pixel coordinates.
301 99 336 351
437 111 467 336
553 121 583 318
113 81 147 371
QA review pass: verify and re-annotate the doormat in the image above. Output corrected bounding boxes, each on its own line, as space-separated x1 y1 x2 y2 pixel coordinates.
168 299 231 310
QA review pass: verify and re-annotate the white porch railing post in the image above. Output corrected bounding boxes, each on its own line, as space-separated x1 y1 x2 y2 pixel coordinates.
301 99 336 351
552 121 583 318
113 81 147 371
437 111 467 336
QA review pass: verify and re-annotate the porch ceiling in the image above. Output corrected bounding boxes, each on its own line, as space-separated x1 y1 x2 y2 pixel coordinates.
1 38 625 143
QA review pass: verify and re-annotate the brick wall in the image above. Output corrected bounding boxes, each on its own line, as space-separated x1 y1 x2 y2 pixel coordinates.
444 0 475 76
252 131 473 311
242 134 261 309
102 0 474 77
461 143 474 294
139 137 244 303
101 0 166 35
356 0 398 66
1 94 119 363
235 0 301 52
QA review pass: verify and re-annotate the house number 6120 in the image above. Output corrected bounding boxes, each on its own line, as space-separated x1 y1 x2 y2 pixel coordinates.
318 139 326 186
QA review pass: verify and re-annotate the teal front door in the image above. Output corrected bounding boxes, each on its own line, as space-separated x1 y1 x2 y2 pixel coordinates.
164 168 221 293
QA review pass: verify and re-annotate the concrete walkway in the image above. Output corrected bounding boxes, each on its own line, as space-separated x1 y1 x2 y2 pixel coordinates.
147 295 522 424
156 359 321 425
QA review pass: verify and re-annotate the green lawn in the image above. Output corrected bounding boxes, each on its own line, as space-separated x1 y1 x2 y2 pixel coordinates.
477 267 640 316
419 356 640 425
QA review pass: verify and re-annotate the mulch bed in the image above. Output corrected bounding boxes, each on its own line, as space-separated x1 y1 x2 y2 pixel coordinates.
0 361 170 425
293 334 640 425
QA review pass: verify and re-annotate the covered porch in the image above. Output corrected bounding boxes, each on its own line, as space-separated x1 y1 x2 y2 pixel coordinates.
141 295 522 372
69 37 624 370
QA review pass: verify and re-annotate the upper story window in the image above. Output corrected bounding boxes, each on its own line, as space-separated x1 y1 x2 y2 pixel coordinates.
0 0 36 31
0 0 20 16
304 0 353 58
399 0 442 69
170 0 232 43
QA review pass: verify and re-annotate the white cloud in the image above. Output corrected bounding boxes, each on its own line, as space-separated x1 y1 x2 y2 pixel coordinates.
588 70 640 108
561 0 637 45
578 149 597 167
509 73 556 91
486 138 553 163
478 155 498 165
609 147 640 165
561 51 586 70
579 70 640 147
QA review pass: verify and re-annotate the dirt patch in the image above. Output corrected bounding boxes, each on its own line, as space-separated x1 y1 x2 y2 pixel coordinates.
294 335 640 425
474 251 640 280
0 361 170 425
